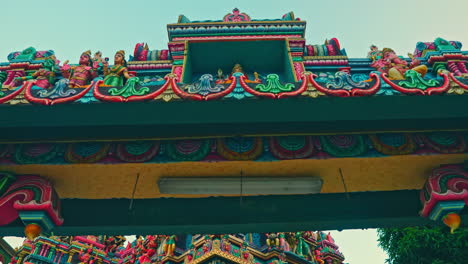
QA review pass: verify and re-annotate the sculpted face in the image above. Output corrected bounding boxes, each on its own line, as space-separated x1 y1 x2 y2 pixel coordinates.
79 54 90 65
384 51 398 60
114 53 124 64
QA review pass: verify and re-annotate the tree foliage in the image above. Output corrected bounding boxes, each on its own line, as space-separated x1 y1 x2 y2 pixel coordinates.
377 226 468 264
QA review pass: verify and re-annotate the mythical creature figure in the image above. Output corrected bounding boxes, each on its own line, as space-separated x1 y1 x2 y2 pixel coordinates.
370 47 428 80
266 233 280 249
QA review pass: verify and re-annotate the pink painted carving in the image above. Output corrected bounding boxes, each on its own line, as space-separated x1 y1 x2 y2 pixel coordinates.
293 62 304 80
0 174 63 226
223 8 251 22
420 164 468 217
172 66 183 82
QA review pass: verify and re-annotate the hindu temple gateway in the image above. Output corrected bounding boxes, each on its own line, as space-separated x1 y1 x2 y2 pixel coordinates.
0 8 467 263
1 233 345 264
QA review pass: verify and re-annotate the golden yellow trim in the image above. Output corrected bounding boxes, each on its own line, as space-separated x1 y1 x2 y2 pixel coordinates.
180 40 189 82
2 154 467 199
285 38 298 82
2 129 468 145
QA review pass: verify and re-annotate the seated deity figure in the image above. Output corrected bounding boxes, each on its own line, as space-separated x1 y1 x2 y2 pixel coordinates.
14 57 58 89
102 50 133 86
216 63 261 84
60 50 98 88
370 47 428 80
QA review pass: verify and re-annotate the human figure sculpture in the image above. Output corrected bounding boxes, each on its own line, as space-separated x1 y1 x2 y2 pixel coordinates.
93 51 104 67
61 50 98 88
221 235 232 253
367 45 382 60
202 235 212 254
240 242 253 262
370 47 428 80
102 50 132 86
278 233 290 251
314 247 325 264
14 57 58 89
216 64 261 84
163 235 177 256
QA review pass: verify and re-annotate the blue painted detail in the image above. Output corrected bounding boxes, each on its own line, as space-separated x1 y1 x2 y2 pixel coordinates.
77 78 101 103
19 211 56 232
225 73 254 100
185 74 224 96
252 233 262 248
429 201 465 221
325 71 369 90
224 137 255 153
185 234 193 249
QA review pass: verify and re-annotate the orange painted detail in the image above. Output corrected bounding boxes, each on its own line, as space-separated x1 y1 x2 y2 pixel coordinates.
24 223 42 240
443 213 461 234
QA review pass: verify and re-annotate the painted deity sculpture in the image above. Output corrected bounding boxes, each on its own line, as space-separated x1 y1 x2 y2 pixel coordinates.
14 58 59 89
367 45 382 60
61 50 98 88
266 233 280 249
93 51 105 67
163 235 177 256
102 50 132 86
216 64 261 84
370 47 428 80
278 233 290 251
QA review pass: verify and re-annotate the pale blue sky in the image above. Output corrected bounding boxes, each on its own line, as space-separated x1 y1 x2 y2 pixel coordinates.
2 0 467 263
1 0 468 61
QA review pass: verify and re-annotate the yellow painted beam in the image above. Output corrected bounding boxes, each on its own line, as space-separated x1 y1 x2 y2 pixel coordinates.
1 153 467 199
